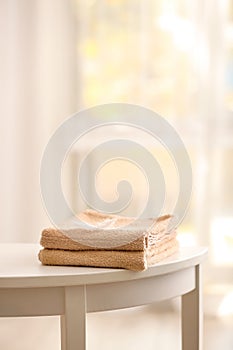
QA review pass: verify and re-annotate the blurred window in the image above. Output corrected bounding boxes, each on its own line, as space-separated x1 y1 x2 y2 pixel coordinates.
70 0 233 282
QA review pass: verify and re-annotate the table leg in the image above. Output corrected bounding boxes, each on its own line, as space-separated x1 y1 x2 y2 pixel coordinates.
61 286 86 350
60 315 67 350
181 265 203 350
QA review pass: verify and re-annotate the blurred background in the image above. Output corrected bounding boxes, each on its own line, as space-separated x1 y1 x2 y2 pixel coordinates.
0 0 233 349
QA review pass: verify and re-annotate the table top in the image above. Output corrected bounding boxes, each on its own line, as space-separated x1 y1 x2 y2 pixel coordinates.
0 244 207 288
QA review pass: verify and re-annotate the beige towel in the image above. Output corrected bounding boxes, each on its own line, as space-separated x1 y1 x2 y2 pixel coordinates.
41 209 175 251
38 238 179 271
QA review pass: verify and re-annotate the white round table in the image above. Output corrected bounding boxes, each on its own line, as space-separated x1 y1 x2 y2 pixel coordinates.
0 244 207 350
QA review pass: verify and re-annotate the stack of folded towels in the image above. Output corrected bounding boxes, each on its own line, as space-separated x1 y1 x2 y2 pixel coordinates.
39 209 179 271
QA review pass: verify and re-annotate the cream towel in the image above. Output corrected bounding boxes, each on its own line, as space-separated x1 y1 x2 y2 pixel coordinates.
41 209 175 251
38 238 179 272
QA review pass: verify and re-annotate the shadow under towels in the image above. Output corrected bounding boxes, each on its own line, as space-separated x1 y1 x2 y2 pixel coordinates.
38 209 179 271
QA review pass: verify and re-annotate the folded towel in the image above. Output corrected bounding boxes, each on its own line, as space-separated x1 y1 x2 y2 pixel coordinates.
41 209 175 251
39 210 179 271
38 238 179 271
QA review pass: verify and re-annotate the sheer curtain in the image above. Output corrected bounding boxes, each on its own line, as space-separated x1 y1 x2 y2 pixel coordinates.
71 0 233 291
0 0 78 242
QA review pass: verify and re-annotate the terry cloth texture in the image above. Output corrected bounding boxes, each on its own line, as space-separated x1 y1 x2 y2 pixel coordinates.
39 239 179 272
39 209 179 271
40 209 175 250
